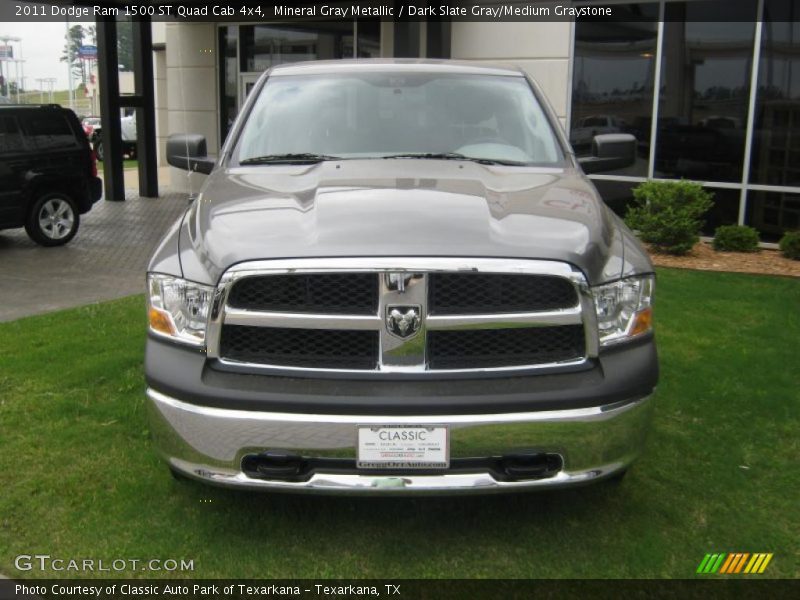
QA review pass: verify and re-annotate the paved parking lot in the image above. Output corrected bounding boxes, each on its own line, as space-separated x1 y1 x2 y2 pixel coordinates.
0 191 189 322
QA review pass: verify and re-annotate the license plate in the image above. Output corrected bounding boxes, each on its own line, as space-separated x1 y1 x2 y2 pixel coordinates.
357 426 449 469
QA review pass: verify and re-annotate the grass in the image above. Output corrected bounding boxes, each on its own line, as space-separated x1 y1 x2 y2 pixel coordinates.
15 90 94 117
0 269 798 579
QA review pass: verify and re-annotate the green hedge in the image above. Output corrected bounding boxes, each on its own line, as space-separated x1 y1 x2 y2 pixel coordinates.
713 225 760 252
625 180 713 255
779 231 800 260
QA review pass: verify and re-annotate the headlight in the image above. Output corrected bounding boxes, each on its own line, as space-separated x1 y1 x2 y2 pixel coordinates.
592 274 654 346
147 274 214 346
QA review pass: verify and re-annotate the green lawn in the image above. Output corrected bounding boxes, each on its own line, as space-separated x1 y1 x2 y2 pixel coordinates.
0 269 798 579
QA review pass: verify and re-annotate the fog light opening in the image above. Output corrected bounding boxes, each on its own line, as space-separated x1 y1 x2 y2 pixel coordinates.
241 450 308 481
500 452 563 481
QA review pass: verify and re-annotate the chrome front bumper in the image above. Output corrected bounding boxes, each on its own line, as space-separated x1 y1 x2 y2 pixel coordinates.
147 388 654 494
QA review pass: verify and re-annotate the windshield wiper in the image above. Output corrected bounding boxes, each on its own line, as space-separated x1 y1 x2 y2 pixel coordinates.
239 153 341 165
380 152 527 166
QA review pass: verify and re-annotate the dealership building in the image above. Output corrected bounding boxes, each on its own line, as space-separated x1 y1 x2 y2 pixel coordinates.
151 0 799 241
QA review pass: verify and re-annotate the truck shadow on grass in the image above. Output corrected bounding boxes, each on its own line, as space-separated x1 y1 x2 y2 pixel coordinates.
173 473 626 524
160 476 637 578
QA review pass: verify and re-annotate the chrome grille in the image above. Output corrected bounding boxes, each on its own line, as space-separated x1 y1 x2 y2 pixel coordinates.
427 325 585 370
208 258 597 376
428 273 578 314
227 273 378 314
220 325 379 370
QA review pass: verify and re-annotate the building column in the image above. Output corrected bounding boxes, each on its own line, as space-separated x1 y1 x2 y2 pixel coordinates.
450 21 572 125
133 18 158 198
166 22 218 193
96 18 125 201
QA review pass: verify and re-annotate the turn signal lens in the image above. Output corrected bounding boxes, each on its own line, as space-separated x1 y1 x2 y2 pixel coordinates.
148 307 176 336
629 306 653 337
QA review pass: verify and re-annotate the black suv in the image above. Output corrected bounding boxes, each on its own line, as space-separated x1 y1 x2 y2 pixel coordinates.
0 105 102 246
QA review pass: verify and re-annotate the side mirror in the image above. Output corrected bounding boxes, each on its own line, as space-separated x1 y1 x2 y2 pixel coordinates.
166 134 215 175
578 133 636 174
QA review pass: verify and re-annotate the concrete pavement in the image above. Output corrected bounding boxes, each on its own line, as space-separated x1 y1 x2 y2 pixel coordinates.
0 189 189 322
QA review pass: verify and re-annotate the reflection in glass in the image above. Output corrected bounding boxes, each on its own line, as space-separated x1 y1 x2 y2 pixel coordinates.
747 190 800 240
655 0 757 182
570 4 658 177
0 116 24 154
700 188 741 235
239 23 352 73
357 19 381 58
591 179 639 217
749 0 800 187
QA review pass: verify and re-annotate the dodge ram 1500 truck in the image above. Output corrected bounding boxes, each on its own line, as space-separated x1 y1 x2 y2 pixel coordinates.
147 60 658 494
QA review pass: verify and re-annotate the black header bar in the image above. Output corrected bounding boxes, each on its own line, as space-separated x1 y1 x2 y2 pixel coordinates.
2 1 775 23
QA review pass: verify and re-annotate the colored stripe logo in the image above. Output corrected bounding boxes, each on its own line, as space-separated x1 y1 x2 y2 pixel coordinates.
697 553 773 574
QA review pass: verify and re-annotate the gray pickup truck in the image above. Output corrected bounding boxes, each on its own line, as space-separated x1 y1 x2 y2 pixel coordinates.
147 60 657 494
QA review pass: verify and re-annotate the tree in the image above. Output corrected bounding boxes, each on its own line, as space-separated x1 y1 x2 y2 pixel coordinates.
62 21 133 84
117 20 133 71
60 24 86 85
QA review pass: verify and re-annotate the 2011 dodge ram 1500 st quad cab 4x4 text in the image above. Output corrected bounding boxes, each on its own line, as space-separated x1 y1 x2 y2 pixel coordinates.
147 60 658 494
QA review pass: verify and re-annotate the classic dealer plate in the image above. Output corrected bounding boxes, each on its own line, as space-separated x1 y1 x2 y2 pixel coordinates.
357 425 449 469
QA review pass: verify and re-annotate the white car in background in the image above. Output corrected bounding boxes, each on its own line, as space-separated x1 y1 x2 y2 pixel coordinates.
90 113 137 161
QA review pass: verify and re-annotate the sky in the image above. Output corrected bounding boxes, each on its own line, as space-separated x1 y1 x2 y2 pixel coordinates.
0 22 83 90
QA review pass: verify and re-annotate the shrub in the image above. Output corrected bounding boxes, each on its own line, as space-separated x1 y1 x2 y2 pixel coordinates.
713 225 760 252
779 231 800 260
625 180 714 255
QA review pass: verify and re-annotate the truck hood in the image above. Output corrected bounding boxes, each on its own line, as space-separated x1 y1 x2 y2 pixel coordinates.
177 159 626 285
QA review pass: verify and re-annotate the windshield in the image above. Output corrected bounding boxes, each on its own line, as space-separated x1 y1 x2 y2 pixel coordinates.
235 72 565 166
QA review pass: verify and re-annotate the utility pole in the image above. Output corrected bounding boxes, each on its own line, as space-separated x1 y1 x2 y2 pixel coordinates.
13 59 20 102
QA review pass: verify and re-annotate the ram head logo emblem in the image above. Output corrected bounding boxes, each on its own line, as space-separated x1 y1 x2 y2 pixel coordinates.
386 305 421 339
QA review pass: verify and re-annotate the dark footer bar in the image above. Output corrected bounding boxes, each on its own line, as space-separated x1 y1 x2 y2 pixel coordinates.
0 579 796 600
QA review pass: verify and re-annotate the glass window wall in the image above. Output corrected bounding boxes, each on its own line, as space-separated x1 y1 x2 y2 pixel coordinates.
573 0 800 241
749 1 800 188
654 1 758 182
571 5 659 177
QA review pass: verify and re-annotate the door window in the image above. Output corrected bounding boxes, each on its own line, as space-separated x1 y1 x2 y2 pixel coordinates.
0 116 25 154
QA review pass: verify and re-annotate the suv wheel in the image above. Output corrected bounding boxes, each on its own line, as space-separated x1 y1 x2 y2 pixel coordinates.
94 140 104 162
26 192 80 246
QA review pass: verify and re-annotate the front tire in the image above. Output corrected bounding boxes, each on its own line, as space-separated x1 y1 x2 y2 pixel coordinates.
94 140 104 162
25 192 80 246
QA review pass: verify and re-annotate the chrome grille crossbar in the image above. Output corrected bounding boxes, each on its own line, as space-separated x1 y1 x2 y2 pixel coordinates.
224 307 584 330
206 258 599 376
224 309 379 330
